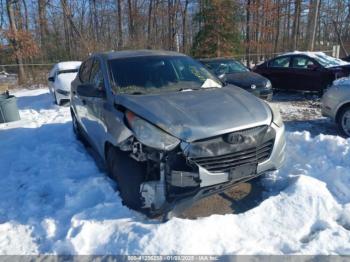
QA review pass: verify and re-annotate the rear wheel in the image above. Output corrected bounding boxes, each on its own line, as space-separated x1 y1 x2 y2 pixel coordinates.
337 106 350 137
106 146 145 210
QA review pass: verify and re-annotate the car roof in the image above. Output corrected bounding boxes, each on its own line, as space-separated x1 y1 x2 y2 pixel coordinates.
55 61 82 71
97 49 186 60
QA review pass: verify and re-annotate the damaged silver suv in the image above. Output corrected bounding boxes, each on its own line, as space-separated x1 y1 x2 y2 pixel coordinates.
70 50 286 217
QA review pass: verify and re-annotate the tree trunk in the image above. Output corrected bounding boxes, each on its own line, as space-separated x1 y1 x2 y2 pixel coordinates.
181 0 188 53
274 0 281 53
6 0 26 83
116 0 123 48
22 0 28 31
127 0 135 43
38 0 49 52
309 0 320 51
292 0 301 50
246 0 251 66
147 0 153 47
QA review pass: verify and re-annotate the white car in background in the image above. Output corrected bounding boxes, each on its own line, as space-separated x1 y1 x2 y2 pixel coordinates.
48 61 81 105
322 77 350 136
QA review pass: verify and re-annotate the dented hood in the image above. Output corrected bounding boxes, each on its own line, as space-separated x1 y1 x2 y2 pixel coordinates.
116 86 272 142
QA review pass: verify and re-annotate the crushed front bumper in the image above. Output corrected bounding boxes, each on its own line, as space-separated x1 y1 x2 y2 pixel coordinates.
150 122 286 217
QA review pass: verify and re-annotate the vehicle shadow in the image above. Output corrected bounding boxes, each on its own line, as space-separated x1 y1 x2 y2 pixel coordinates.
16 92 56 111
284 119 339 137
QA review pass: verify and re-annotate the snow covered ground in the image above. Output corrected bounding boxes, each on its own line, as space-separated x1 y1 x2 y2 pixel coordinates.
0 88 350 255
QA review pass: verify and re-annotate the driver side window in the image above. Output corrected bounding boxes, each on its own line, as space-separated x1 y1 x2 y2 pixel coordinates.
79 58 93 83
89 59 105 92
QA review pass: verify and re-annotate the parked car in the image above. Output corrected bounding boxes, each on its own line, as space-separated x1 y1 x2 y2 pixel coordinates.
322 77 350 136
70 50 286 217
253 51 350 93
199 58 273 100
48 61 81 105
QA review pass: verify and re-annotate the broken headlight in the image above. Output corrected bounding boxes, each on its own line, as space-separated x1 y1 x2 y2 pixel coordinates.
126 111 180 151
269 104 283 127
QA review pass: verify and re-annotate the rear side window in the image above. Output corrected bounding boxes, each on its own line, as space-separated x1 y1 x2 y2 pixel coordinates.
269 57 290 68
79 59 93 83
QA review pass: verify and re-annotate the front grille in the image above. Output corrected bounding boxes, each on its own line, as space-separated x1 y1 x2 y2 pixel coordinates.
190 139 274 173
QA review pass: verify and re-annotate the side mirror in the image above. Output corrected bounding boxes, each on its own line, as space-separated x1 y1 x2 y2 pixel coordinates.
77 83 105 98
48 76 55 82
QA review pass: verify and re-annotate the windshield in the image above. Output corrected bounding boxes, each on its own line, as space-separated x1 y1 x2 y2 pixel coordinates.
108 56 222 94
203 60 249 75
312 53 349 68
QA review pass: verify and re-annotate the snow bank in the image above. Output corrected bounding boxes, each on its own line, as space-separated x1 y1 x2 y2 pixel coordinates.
0 89 350 254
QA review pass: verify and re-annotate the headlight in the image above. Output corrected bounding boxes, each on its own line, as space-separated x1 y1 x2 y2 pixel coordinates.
269 104 283 127
126 111 180 151
265 80 272 89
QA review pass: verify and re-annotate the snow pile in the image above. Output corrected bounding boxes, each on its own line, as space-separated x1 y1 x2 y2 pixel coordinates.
0 89 350 254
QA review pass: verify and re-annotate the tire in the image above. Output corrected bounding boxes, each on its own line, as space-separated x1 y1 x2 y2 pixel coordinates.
106 146 146 210
337 105 350 137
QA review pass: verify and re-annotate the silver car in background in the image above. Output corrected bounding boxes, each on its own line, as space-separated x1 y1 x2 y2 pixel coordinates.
322 77 350 136
48 61 81 105
70 50 286 218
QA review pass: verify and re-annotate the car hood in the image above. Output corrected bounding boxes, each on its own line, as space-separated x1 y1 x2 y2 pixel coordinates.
116 86 272 142
224 72 268 89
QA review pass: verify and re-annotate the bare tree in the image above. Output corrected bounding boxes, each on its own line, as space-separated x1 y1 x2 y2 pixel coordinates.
6 0 26 82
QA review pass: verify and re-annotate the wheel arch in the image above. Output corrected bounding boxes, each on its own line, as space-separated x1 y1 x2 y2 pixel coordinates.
336 101 350 123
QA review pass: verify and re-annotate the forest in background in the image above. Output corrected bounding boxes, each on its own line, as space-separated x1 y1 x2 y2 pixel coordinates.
1 0 350 83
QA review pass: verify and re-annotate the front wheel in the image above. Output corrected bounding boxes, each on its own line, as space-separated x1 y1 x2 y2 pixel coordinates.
106 146 146 211
337 106 350 137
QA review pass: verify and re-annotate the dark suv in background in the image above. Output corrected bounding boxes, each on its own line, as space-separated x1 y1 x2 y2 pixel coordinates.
199 58 273 100
70 50 285 218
